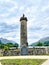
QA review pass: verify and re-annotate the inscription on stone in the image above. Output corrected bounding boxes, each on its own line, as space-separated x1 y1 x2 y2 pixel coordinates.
21 46 28 55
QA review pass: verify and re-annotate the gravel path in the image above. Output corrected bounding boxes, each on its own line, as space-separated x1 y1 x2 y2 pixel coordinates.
0 56 49 60
0 62 2 65
41 59 49 65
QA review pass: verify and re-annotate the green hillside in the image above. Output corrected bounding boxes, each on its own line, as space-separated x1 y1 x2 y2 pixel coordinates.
30 37 49 46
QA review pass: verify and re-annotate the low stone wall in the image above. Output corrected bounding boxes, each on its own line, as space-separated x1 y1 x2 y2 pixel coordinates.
0 47 49 56
3 49 20 56
0 49 3 56
28 48 46 55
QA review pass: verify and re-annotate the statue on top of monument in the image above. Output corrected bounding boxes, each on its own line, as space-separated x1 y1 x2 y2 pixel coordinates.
23 14 25 17
20 14 27 21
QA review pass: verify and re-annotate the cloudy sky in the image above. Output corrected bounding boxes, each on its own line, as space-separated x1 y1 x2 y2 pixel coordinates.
0 0 49 45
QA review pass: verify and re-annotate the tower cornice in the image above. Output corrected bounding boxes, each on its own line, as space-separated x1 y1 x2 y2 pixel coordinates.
20 14 28 21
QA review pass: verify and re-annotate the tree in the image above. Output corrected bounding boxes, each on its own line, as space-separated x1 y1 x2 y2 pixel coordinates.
36 42 43 46
4 45 9 50
7 43 14 47
14 43 19 48
0 41 19 49
44 41 49 46
0 40 4 49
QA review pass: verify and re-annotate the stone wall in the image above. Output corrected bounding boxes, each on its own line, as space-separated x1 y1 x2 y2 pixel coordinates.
3 49 20 56
0 47 49 56
28 48 46 55
0 49 3 56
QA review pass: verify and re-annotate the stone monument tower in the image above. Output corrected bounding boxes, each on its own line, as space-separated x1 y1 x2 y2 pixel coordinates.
20 14 28 55
20 14 28 47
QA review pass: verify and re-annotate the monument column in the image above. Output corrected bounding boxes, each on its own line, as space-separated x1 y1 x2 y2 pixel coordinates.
20 14 28 55
20 14 28 47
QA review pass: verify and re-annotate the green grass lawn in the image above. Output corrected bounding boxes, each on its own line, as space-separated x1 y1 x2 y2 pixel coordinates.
0 59 46 65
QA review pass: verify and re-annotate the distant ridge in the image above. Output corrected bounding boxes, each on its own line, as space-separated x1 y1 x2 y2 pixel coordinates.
39 37 49 43
30 36 49 46
0 38 16 44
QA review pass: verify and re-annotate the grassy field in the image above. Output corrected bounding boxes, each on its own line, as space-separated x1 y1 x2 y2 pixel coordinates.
0 59 46 65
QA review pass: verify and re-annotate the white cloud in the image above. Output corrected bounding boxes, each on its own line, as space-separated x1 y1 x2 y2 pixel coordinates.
0 13 9 17
19 6 25 11
0 30 20 43
2 17 20 25
0 0 13 2
41 5 49 12
0 0 49 45
45 17 49 21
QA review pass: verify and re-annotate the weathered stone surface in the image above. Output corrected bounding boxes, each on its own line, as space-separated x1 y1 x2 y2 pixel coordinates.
20 15 28 47
0 47 49 56
20 46 28 55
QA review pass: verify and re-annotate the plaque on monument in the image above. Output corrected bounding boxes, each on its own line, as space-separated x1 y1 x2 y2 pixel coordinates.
20 46 28 55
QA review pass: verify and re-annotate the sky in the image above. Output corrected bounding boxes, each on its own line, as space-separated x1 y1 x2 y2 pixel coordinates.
0 0 49 45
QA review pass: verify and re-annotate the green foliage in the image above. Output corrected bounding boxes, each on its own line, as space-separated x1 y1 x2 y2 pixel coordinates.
14 43 19 48
0 59 46 65
44 41 49 46
4 45 9 50
0 40 19 49
36 42 43 46
6 43 14 47
0 40 4 49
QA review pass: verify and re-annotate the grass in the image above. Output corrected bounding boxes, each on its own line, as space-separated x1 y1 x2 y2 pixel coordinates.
0 59 46 65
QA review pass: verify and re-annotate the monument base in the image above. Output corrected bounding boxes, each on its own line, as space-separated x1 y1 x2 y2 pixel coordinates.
20 46 28 55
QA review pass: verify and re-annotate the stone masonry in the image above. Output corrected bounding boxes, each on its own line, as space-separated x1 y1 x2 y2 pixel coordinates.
20 14 28 47
0 47 49 56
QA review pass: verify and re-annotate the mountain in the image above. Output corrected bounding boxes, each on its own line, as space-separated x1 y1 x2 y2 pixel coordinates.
0 38 16 44
29 41 38 46
30 37 49 46
39 37 49 43
29 42 37 46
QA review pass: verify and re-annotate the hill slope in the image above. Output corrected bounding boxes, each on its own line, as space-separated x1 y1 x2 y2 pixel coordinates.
0 38 16 44
30 37 49 46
